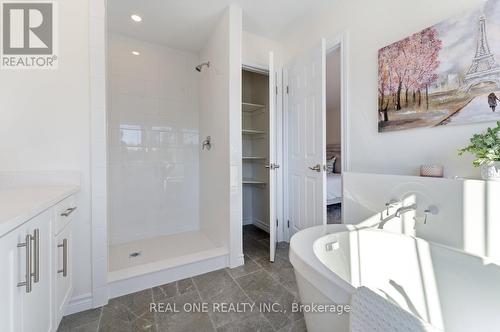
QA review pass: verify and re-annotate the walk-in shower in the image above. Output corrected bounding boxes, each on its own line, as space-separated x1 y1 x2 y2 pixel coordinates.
106 2 238 296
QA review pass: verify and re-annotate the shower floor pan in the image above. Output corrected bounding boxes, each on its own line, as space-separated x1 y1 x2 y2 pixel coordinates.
107 230 228 298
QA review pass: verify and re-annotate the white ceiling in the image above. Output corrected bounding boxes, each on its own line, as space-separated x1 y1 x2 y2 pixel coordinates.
108 0 330 52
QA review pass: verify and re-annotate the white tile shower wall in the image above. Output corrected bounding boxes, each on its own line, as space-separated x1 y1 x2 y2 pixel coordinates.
108 33 200 245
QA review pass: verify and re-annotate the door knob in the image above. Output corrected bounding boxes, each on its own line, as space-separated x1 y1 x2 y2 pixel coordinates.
265 163 280 170
308 164 321 172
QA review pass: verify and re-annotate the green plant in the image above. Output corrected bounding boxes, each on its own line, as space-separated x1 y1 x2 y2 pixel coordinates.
459 121 500 167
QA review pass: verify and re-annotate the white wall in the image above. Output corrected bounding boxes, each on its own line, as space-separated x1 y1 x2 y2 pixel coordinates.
282 0 488 178
108 33 200 245
0 0 92 301
242 31 285 69
199 6 242 256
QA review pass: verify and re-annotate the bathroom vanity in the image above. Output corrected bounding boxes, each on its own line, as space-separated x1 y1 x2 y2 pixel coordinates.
0 185 79 332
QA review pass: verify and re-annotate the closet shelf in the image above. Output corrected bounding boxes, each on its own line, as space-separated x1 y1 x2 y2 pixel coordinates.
242 156 266 160
242 129 266 135
242 102 266 113
242 178 267 185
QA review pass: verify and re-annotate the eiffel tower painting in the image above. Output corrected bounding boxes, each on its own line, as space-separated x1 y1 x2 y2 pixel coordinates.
378 0 500 133
462 15 500 92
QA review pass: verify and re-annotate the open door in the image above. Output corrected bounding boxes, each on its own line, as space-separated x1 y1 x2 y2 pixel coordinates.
268 52 278 262
286 39 327 237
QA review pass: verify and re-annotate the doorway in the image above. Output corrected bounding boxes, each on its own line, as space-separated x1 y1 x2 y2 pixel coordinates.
325 46 342 224
284 34 348 241
241 54 279 262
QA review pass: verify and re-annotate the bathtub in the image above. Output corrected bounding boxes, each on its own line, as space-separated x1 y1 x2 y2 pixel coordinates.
289 225 500 332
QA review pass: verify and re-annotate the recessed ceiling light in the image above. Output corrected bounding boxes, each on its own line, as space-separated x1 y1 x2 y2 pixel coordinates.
130 14 142 22
132 51 140 56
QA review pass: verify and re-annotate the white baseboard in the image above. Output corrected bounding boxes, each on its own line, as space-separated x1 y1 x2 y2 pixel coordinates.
253 218 270 233
230 252 245 268
242 217 252 226
65 293 93 316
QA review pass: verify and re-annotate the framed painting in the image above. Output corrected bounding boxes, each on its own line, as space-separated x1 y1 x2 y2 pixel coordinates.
378 0 500 132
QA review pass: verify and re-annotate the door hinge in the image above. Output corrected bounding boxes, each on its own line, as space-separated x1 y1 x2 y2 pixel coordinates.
287 220 290 228
276 219 279 227
286 85 289 94
276 86 278 95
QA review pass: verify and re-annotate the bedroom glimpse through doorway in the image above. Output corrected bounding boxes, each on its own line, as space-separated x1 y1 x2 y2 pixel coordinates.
326 45 342 224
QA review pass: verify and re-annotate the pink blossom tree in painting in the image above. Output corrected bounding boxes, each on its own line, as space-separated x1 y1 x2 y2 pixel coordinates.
378 27 442 121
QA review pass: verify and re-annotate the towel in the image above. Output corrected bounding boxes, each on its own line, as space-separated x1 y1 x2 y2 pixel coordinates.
350 286 443 332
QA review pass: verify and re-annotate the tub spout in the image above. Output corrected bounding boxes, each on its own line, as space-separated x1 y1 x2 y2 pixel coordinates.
395 204 417 217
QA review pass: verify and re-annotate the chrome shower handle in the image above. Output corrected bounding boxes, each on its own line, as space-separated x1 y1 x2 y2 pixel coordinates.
202 136 212 150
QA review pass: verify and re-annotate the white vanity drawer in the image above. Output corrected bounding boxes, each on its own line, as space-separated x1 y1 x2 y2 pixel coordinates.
54 196 77 235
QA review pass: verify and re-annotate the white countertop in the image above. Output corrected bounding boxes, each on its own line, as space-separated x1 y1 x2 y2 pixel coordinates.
0 185 79 238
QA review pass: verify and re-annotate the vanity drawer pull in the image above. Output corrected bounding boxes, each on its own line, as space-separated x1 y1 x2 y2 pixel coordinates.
57 239 68 277
17 234 33 293
32 229 40 283
60 207 77 217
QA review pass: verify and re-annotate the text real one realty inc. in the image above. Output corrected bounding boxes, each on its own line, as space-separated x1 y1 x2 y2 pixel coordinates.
150 302 351 315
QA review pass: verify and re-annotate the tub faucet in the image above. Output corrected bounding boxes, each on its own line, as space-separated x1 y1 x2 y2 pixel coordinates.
395 203 417 217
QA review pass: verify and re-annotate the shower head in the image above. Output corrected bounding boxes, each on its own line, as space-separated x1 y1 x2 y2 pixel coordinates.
195 61 210 72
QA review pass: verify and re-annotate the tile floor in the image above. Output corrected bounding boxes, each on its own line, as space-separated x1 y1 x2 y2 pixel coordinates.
58 225 306 332
327 204 342 224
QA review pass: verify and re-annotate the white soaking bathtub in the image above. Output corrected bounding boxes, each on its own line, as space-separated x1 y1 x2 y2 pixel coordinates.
289 224 500 332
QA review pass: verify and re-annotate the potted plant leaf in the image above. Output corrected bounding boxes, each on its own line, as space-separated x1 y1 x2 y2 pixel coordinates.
459 121 500 180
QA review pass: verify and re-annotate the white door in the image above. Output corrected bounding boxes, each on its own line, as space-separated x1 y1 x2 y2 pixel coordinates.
287 39 327 236
268 51 278 262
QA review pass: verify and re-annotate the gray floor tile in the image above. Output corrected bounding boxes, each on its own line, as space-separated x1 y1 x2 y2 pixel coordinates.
193 269 238 300
72 320 100 332
216 313 274 332
243 238 269 260
155 290 215 332
59 226 299 332
327 204 342 224
235 270 301 330
177 278 196 294
227 255 262 279
277 318 307 332
242 225 268 240
99 289 155 332
152 278 196 302
152 282 177 301
254 256 295 283
205 283 254 328
58 308 102 331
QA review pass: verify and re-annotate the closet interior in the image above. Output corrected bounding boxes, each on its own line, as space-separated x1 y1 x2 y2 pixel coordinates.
242 68 270 233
